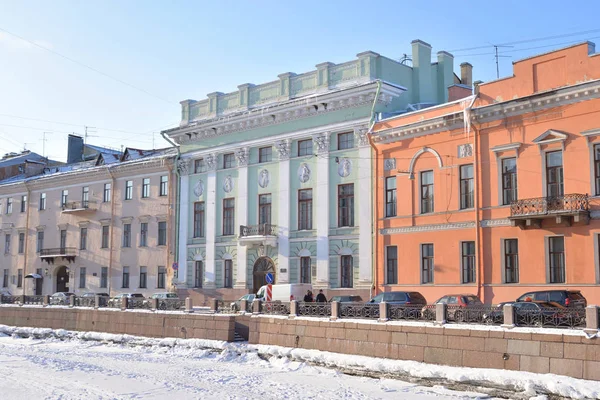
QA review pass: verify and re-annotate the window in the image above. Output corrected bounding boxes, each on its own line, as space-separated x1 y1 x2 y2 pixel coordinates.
385 176 397 217
158 221 167 245
194 261 203 288
420 171 434 214
421 244 434 284
340 255 353 288
18 233 24 254
504 239 519 283
386 246 398 284
103 183 111 202
142 178 150 198
39 193 46 210
223 153 235 169
100 267 108 288
2 269 7 288
79 267 86 289
139 266 147 289
259 194 272 225
222 199 235 236
298 189 312 230
546 151 564 197
123 224 131 247
140 222 148 247
193 202 205 238
549 236 565 283
125 180 133 200
82 186 89 207
61 190 68 208
337 132 353 150
461 241 476 283
101 226 109 249
17 269 22 288
459 164 474 209
298 139 312 156
194 158 206 173
36 231 44 252
6 198 12 214
338 184 354 227
60 230 67 249
160 175 168 196
501 158 517 205
300 257 311 284
80 228 87 250
157 266 165 289
4 234 10 254
259 147 272 163
224 260 233 288
595 145 600 195
20 195 27 213
122 266 130 288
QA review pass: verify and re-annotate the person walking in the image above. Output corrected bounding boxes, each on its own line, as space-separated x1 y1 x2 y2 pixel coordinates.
303 290 313 302
315 289 327 303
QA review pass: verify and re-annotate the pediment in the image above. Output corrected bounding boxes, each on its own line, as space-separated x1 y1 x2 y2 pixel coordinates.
532 129 568 145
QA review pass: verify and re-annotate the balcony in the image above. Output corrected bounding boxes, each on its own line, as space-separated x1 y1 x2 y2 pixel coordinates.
61 200 95 214
39 247 77 264
509 193 590 229
239 224 278 246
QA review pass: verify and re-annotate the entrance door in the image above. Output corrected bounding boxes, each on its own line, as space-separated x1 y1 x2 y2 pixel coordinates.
56 266 69 293
35 268 43 295
252 257 275 293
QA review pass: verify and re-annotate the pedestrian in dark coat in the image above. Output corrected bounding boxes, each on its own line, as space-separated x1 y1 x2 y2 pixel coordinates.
303 290 313 302
315 289 327 303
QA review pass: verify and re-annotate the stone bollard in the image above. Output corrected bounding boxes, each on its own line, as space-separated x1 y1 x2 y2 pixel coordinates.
435 303 447 325
121 297 128 311
210 298 218 313
151 298 159 311
185 297 193 313
378 301 388 322
502 303 515 328
330 301 340 321
252 299 261 314
289 300 298 317
69 295 75 308
43 295 50 307
94 295 100 310
585 305 599 333
240 299 248 313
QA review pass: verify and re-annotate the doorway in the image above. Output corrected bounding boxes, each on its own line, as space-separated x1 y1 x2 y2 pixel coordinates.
56 266 69 293
252 257 275 293
194 261 203 288
35 268 43 295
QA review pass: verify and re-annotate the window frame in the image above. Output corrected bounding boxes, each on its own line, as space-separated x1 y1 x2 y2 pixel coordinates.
100 267 108 288
101 225 109 249
122 223 132 248
420 170 434 214
139 266 147 289
18 232 25 254
59 229 67 250
103 183 111 202
194 158 206 173
223 153 235 169
125 180 133 200
157 266 166 289
193 202 205 238
160 175 168 196
142 178 150 198
421 243 434 284
337 132 353 150
17 268 23 288
298 139 313 157
194 261 203 288
259 147 272 163
80 227 87 250
61 190 68 208
39 193 46 210
300 256 311 284
122 266 130 289
459 164 474 210
340 255 353 288
81 186 89 207
461 241 476 284
298 189 313 230
258 194 272 225
6 197 12 214
385 176 397 218
546 150 564 197
36 231 44 253
386 246 398 285
79 267 86 289
337 184 354 227
222 198 235 236
501 157 518 205
158 221 167 246
548 236 565 283
224 260 233 288
4 234 10 254
504 239 519 284
140 222 148 247
20 194 27 213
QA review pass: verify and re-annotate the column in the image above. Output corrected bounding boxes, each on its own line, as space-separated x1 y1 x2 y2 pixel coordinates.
276 139 291 284
235 148 249 289
204 153 218 288
314 133 330 285
356 128 373 287
177 162 190 286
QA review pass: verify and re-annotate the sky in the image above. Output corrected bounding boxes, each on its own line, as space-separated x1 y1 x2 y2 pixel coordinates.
1 0 600 162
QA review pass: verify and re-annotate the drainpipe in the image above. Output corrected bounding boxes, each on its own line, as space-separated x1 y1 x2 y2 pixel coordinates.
161 131 181 284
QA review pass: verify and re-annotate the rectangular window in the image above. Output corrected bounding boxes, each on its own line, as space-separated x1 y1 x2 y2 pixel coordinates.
125 180 133 200
101 226 109 249
60 229 67 250
504 239 519 284
222 198 235 236
338 184 354 227
4 234 10 254
461 241 476 283
158 221 167 245
140 222 148 247
142 178 150 198
157 266 166 289
337 132 353 150
79 267 86 289
100 267 108 288
259 194 272 225
224 260 233 288
385 176 397 217
194 158 206 173
193 202 205 238
61 190 68 208
18 233 24 254
103 183 111 202
6 198 12 214
259 147 272 163
420 171 434 214
194 261 203 288
501 158 518 205
595 145 600 196
20 195 27 213
17 269 23 288
139 266 147 289
300 257 311 284
223 153 235 169
546 151 564 197
460 164 474 209
80 228 87 250
122 223 131 247
160 175 168 196
549 236 565 283
39 193 46 210
122 266 130 288
81 186 89 207
386 246 398 285
298 189 313 230
421 244 434 284
340 255 353 288
2 269 7 288
298 139 312 156
36 231 44 252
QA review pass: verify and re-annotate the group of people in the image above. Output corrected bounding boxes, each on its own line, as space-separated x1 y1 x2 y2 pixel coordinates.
303 289 327 303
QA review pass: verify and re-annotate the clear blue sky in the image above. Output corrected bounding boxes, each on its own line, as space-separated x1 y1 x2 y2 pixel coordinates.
1 0 599 161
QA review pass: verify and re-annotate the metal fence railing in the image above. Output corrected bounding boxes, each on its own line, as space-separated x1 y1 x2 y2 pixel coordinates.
340 303 379 319
157 298 185 310
387 305 434 322
446 305 503 325
298 302 331 317
1 295 20 304
262 301 290 315
23 295 44 305
514 307 586 328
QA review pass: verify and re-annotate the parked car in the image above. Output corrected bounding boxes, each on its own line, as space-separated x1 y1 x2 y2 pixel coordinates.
107 293 145 307
426 294 483 322
231 294 256 311
512 301 584 327
50 292 75 305
482 302 513 324
80 292 110 298
516 290 587 308
144 293 180 310
329 295 363 303
368 291 427 305
256 284 312 302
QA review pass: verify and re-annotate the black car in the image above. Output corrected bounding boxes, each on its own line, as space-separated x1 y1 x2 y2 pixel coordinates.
516 290 586 308
369 291 427 305
484 301 585 327
330 295 363 303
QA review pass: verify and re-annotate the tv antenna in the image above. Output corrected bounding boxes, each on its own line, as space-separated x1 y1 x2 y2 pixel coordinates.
493 44 513 79
42 132 52 158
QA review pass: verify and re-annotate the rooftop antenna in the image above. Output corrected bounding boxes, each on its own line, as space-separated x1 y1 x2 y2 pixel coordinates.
493 44 513 79
42 132 52 159
84 126 97 145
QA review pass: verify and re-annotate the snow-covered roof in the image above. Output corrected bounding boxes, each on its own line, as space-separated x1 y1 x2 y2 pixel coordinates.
0 151 48 168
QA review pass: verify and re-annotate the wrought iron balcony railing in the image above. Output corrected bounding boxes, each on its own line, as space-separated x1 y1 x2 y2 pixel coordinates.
39 247 78 257
510 193 589 218
62 200 95 212
239 224 278 237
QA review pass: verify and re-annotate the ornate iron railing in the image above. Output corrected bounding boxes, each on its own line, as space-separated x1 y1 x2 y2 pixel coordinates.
97 296 109 307
39 248 78 257
1 295 20 304
23 295 44 305
262 301 290 315
128 298 149 310
446 305 502 325
340 303 380 319
239 224 278 237
298 302 331 317
156 298 185 311
62 200 95 211
510 193 589 217
106 298 123 309
387 305 434 321
74 297 95 308
49 296 70 306
515 307 585 329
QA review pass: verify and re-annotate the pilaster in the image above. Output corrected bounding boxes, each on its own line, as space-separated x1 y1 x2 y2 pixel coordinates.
277 139 291 284
356 51 380 81
314 133 330 285
237 84 253 110
356 127 372 287
316 62 334 91
204 153 218 289
177 164 190 287
235 148 249 289
207 92 223 118
278 73 295 101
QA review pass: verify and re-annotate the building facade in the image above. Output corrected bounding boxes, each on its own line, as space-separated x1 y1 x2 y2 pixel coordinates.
165 39 470 301
371 42 600 304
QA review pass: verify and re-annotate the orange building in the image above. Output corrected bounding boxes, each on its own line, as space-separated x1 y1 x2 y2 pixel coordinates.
371 42 600 305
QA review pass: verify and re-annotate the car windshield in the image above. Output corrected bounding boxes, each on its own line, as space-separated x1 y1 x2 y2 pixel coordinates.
371 294 384 302
388 293 406 301
166 293 178 298
464 296 482 305
131 294 144 298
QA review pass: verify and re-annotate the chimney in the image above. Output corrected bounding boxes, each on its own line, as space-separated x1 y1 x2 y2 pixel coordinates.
460 62 473 87
473 80 483 95
67 134 84 164
411 39 433 104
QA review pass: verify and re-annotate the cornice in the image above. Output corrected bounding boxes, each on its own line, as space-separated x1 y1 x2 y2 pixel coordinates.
380 221 475 235
480 218 512 227
372 112 465 144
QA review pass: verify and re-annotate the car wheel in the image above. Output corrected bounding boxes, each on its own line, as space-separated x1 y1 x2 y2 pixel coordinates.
454 310 464 323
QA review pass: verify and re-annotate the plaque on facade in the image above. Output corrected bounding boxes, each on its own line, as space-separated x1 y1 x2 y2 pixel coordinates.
193 180 204 197
223 175 234 193
384 158 396 171
298 163 311 183
337 158 352 177
258 169 270 188
458 143 473 158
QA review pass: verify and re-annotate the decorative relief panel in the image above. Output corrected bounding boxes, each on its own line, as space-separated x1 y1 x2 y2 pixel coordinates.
354 128 369 146
258 169 270 188
458 143 473 158
298 163 311 183
275 139 291 160
205 153 217 171
235 147 249 167
313 133 330 154
337 158 352 177
193 180 204 197
223 175 234 193
384 158 396 171
177 159 191 175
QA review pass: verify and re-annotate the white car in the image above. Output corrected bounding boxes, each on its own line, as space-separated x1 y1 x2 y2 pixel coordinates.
144 293 180 310
50 292 75 305
231 294 255 311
